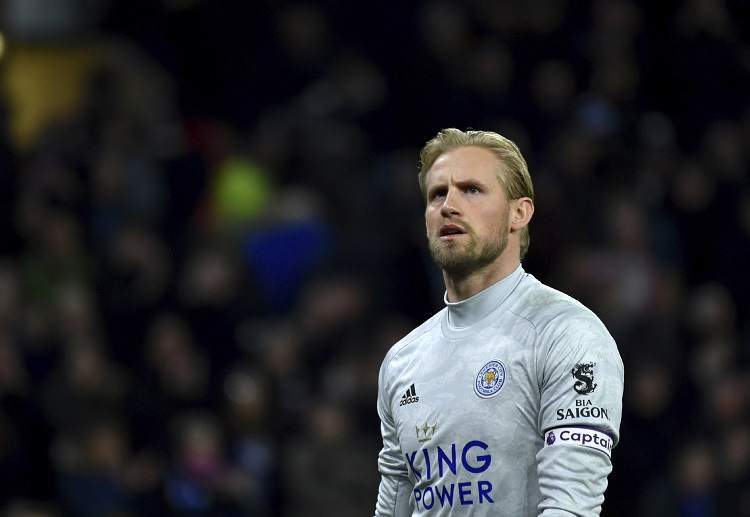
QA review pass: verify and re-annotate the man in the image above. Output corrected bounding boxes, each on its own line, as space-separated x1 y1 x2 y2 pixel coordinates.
374 128 624 516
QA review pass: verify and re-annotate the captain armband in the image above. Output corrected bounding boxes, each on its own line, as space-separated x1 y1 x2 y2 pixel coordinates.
543 427 613 459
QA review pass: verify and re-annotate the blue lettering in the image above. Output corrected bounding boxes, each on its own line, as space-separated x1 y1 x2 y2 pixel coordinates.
423 486 434 509
462 440 491 474
458 482 473 505
405 451 421 480
423 448 432 480
414 482 495 508
478 481 494 503
436 484 455 507
437 444 457 477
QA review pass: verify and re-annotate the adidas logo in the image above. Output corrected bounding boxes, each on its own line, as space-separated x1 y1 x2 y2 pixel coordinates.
399 383 419 406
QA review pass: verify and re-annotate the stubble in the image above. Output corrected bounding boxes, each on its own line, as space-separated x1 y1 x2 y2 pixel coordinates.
428 210 510 278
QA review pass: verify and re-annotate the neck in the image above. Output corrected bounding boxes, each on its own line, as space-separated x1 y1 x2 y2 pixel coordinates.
444 258 521 302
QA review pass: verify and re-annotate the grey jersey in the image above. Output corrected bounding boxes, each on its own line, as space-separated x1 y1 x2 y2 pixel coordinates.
375 266 624 516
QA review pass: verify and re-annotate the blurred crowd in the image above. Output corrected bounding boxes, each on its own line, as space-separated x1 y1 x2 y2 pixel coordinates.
0 0 749 516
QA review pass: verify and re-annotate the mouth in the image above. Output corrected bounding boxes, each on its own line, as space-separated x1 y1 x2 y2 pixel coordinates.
439 224 466 238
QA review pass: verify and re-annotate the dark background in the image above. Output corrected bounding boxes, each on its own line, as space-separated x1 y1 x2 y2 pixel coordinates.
0 0 749 515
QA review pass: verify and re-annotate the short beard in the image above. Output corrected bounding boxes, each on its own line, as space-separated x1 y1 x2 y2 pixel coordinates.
429 218 509 279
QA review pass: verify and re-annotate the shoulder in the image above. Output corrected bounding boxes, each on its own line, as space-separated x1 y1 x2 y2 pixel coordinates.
511 274 609 332
382 309 444 363
509 275 619 363
515 275 624 395
379 309 444 377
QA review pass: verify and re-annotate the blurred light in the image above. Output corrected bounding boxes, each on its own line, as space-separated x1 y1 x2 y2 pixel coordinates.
0 32 6 60
224 371 259 405
211 157 273 225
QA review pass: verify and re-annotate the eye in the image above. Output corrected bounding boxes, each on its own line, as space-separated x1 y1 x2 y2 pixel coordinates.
467 186 481 195
429 188 447 200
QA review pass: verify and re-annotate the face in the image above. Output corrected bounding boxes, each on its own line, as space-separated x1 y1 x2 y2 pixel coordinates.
424 146 513 278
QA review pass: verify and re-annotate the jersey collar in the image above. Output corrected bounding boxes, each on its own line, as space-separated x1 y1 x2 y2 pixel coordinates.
444 264 525 333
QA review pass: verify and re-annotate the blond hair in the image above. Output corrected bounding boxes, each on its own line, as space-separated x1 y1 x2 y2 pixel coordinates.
418 128 535 259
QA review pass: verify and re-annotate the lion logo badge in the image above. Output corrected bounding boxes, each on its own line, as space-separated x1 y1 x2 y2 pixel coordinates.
474 359 507 398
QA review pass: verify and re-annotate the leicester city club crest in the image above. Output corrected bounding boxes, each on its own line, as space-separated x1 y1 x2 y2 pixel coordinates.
474 359 507 398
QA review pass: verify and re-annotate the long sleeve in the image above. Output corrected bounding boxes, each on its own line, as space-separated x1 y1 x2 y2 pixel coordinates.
535 311 624 516
375 357 413 517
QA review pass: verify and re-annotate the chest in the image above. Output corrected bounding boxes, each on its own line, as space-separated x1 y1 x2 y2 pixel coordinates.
389 331 540 453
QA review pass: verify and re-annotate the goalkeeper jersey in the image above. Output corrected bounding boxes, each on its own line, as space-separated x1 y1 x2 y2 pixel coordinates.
375 265 624 516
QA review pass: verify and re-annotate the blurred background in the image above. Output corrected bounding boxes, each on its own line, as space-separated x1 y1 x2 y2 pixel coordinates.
0 0 748 516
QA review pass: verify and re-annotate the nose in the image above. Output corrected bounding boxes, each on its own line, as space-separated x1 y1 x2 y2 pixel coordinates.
440 188 460 217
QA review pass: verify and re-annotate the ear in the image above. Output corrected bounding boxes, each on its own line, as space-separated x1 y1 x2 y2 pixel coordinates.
510 197 534 232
